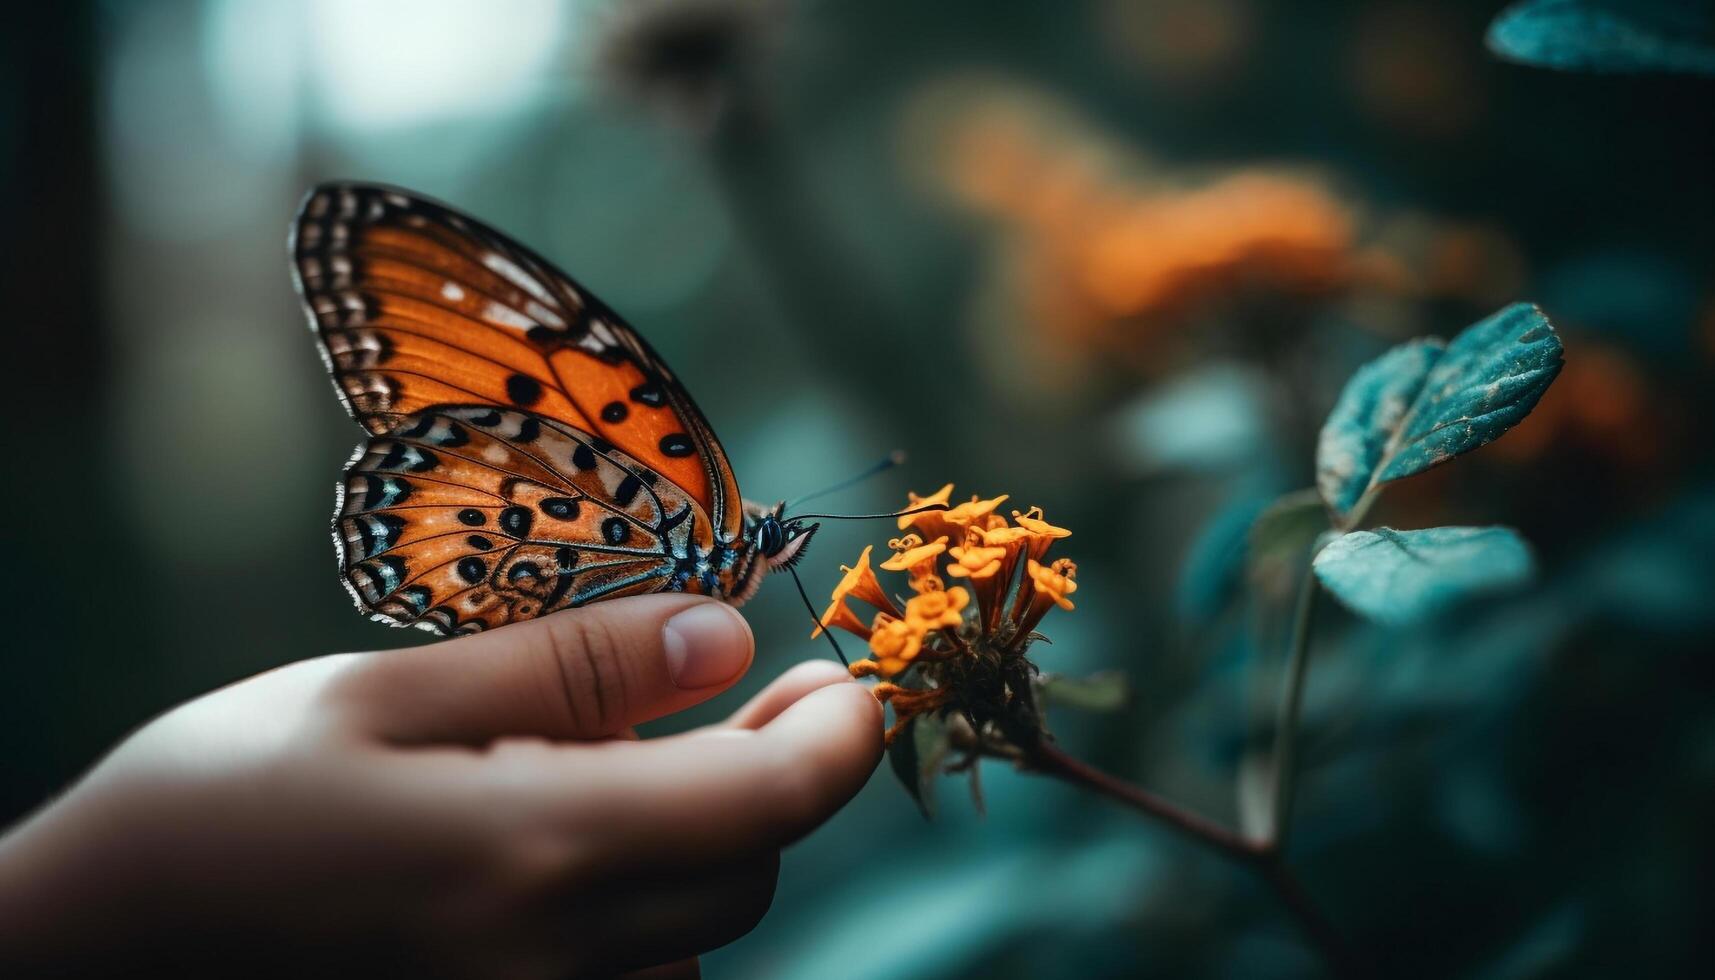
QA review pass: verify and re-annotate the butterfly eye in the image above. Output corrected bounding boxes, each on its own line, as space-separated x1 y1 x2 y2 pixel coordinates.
758 517 785 557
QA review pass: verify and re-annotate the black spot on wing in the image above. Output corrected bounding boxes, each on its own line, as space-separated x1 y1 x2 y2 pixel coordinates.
499 505 534 539
614 474 642 508
572 443 596 471
458 508 486 526
375 555 407 591
540 497 580 520
352 513 406 558
466 534 493 550
602 517 630 546
398 414 436 439
506 373 543 407
629 381 665 407
378 444 438 473
351 474 412 510
601 401 628 423
352 554 409 603
457 556 488 585
431 422 468 448
659 433 694 458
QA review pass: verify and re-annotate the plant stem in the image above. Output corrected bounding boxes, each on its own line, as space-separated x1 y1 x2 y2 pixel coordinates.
1252 856 1363 978
1344 484 1384 532
1267 569 1321 848
1024 740 1361 977
1029 740 1257 862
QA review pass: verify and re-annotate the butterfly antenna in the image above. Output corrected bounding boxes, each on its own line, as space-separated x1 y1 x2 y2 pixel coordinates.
785 450 908 511
788 502 948 523
788 564 849 667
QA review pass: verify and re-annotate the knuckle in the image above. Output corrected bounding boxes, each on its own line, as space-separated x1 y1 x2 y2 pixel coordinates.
496 825 583 900
538 613 634 733
309 652 385 712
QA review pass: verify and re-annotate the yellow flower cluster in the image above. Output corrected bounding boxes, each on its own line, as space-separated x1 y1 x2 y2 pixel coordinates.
817 484 1078 694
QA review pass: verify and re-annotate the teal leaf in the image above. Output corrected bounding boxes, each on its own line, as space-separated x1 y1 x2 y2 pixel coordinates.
1316 304 1563 521
1488 0 1715 76
1317 339 1443 518
886 712 949 818
1038 671 1130 713
1312 526 1537 625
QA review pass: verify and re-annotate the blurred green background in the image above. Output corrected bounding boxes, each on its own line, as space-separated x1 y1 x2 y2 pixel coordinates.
4 1 1714 976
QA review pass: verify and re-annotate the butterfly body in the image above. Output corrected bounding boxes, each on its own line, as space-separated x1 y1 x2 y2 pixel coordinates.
294 183 813 635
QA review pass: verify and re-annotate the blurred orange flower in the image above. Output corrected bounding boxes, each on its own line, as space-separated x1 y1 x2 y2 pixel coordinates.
903 78 1523 388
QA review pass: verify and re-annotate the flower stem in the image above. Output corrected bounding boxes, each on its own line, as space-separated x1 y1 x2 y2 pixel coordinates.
1252 856 1363 978
1028 740 1256 861
1024 740 1361 976
1267 569 1321 848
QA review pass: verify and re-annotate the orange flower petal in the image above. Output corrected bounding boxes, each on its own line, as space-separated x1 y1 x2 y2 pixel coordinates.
946 541 1007 579
828 545 897 614
944 493 1011 528
1012 507 1071 539
978 525 1032 547
813 597 874 639
898 483 956 531
904 585 970 631
1027 557 1078 610
868 614 927 666
881 535 949 572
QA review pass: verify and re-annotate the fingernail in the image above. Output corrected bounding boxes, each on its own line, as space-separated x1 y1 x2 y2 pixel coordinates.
663 604 753 689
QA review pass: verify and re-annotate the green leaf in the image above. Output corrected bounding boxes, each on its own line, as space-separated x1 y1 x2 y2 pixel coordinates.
1488 0 1715 75
1312 526 1537 625
1317 303 1563 521
1246 488 1331 603
886 712 949 818
1038 671 1130 713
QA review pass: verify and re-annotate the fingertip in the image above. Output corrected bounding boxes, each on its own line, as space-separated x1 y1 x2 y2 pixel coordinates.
662 602 754 690
724 660 856 729
757 682 884 836
358 593 758 744
785 659 857 686
833 681 886 757
763 680 885 773
571 679 884 857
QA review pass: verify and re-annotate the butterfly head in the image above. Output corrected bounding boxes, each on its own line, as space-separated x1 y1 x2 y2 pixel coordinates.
748 501 818 572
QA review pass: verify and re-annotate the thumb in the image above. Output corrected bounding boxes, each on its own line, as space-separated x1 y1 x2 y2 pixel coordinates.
335 594 754 743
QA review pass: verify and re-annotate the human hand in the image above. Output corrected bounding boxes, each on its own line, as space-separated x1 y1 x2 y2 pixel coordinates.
0 595 882 978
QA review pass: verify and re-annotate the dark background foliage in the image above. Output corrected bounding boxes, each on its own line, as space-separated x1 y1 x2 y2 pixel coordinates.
3 1 1712 976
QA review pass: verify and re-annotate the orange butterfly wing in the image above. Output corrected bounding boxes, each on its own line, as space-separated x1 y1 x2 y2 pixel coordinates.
292 184 760 635
335 406 717 635
292 183 743 544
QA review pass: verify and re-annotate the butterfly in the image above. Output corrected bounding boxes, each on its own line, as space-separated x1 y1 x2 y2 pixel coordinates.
291 183 821 637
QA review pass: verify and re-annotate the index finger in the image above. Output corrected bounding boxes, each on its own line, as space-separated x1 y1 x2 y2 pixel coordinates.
544 680 883 865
